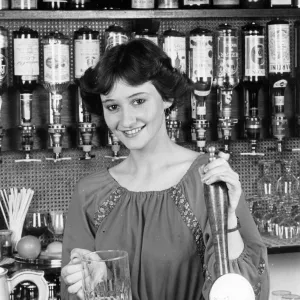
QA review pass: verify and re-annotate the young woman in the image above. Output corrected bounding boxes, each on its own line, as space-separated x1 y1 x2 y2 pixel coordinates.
61 38 269 300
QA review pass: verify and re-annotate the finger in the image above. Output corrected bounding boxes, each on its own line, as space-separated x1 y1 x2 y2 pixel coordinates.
218 151 230 161
68 279 83 295
61 264 82 280
77 288 84 300
62 267 83 286
204 157 229 171
202 172 240 186
71 248 92 262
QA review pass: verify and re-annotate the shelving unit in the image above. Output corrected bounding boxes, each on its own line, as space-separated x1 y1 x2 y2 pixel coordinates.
0 8 300 19
0 8 300 251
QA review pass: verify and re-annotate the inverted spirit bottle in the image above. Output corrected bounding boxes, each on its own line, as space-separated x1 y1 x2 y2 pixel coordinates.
163 28 186 74
13 26 41 162
241 22 265 156
215 23 239 153
74 26 99 159
42 30 71 161
267 18 290 152
188 27 212 152
0 26 8 162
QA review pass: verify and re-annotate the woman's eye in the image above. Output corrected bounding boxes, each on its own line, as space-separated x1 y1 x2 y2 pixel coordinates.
134 98 146 105
106 104 118 111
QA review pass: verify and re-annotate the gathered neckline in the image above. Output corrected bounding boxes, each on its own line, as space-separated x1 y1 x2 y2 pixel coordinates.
106 154 205 195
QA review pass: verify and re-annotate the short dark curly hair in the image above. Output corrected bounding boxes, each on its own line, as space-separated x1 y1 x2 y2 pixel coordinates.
79 38 193 115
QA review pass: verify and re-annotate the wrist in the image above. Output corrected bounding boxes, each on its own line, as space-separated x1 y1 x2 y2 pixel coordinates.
227 214 241 233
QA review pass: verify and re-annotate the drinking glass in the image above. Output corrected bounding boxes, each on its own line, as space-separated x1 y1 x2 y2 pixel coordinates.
23 210 48 238
276 160 299 240
255 160 278 233
48 210 66 241
271 290 291 300
81 250 132 300
282 295 300 300
277 159 299 204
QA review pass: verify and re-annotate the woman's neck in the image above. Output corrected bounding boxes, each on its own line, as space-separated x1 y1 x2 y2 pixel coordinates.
127 133 178 175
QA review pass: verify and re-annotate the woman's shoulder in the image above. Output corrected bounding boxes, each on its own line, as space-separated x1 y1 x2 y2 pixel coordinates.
76 167 119 199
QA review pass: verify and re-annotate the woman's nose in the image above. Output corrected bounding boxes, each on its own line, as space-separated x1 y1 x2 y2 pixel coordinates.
120 108 136 127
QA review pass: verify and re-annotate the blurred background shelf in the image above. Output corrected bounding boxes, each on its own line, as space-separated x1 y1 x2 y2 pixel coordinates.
0 9 300 20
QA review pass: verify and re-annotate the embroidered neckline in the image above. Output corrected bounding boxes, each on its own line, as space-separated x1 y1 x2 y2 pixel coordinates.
105 153 204 195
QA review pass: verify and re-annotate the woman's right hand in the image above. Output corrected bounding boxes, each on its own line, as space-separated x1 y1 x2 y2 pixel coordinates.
61 248 92 300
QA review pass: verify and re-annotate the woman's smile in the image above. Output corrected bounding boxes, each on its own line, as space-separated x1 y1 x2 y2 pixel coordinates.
121 125 146 138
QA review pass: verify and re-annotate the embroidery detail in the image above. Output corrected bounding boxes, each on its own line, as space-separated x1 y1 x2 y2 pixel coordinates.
94 187 124 229
253 282 261 298
203 264 212 284
258 257 266 276
169 185 206 267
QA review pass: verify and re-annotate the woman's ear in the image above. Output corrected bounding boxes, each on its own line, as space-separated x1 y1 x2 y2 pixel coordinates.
163 99 173 110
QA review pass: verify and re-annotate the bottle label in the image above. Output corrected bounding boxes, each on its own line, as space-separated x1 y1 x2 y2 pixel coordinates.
74 39 100 78
270 0 291 5
131 0 154 8
274 95 284 106
44 44 70 84
245 35 265 76
11 0 38 9
197 103 206 116
20 93 32 122
0 34 8 48
135 35 158 45
105 33 128 50
0 53 8 81
213 0 239 4
268 24 290 73
189 35 213 82
183 0 210 5
0 0 9 9
158 0 178 8
273 79 288 88
216 36 238 77
163 36 186 74
14 38 39 76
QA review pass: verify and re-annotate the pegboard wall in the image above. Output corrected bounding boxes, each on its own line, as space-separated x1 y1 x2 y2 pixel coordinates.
1 14 300 233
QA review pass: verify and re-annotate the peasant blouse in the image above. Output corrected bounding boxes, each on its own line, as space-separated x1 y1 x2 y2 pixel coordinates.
61 154 269 300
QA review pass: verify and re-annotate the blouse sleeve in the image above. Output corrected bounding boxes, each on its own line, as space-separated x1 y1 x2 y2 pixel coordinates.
61 181 97 300
202 192 270 300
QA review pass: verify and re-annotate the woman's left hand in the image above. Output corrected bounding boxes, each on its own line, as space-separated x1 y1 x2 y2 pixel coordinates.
199 151 242 215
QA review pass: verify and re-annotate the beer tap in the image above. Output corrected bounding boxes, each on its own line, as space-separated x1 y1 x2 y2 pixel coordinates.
0 26 8 163
42 30 71 162
215 24 239 153
104 130 127 162
13 26 41 163
204 146 255 300
74 26 99 160
188 27 213 153
240 22 265 157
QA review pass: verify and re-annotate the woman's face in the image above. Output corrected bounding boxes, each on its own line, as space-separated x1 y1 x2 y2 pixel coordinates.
101 80 171 151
